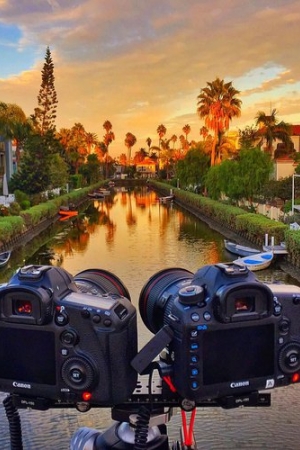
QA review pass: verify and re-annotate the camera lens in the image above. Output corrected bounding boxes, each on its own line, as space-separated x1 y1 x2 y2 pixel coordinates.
139 268 193 334
74 269 131 300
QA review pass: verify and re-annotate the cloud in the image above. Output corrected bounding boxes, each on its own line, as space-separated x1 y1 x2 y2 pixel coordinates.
0 0 300 155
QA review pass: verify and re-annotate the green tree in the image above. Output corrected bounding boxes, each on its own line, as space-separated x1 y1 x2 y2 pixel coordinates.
255 109 292 157
176 144 210 189
57 123 97 174
79 154 101 184
206 147 273 202
197 77 242 166
10 131 63 194
48 153 69 189
239 125 259 150
32 47 58 135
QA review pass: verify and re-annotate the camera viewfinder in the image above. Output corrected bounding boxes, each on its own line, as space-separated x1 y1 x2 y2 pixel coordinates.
234 297 254 313
14 299 33 315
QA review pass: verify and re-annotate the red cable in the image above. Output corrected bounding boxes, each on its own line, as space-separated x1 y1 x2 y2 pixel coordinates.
162 376 196 448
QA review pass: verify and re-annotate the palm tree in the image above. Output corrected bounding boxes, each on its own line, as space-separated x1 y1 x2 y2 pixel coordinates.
146 137 152 150
255 109 292 157
156 124 167 147
182 124 191 148
86 132 98 155
170 134 177 149
0 102 32 169
103 120 115 178
124 132 137 164
197 77 242 166
11 121 33 167
200 126 209 141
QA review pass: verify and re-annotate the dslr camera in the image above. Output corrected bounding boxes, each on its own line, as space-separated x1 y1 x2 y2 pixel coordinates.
135 262 300 403
0 265 137 407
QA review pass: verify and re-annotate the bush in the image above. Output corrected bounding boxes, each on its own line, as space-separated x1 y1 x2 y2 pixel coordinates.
8 202 21 216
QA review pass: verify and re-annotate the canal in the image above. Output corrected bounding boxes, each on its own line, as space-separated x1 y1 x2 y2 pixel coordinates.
0 185 300 449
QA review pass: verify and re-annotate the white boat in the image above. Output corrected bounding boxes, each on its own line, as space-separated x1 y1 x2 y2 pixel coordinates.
224 239 259 257
158 195 174 203
233 251 274 272
0 250 11 267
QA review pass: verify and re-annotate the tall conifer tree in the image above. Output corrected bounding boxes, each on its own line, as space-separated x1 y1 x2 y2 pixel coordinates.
33 47 58 135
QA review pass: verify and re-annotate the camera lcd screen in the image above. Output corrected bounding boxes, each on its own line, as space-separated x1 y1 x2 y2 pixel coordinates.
0 328 56 385
202 324 274 385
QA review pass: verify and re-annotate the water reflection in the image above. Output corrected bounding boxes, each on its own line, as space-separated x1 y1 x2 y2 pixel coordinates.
0 186 300 449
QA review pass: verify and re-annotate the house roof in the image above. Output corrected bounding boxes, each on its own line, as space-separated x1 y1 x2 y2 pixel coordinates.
291 125 300 136
136 158 156 166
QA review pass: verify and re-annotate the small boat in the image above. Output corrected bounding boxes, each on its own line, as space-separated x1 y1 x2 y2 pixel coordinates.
0 250 11 267
88 192 105 199
59 207 78 217
158 195 175 203
224 239 259 257
97 188 111 196
233 251 274 272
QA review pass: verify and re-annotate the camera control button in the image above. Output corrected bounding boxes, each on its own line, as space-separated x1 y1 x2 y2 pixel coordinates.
203 312 211 321
62 357 95 391
55 311 69 326
190 381 199 390
103 319 112 327
279 319 290 335
279 343 300 373
190 343 199 350
70 368 84 384
191 313 200 322
274 302 282 316
81 308 91 319
61 330 78 346
92 314 101 324
293 296 300 305
190 355 199 363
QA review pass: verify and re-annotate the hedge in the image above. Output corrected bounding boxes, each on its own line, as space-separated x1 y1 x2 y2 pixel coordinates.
151 181 300 267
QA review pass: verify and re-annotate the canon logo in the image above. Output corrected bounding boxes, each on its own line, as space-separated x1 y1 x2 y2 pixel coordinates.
230 381 250 388
12 381 31 389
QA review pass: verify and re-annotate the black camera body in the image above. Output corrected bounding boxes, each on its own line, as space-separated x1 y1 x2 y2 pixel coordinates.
138 263 300 402
0 265 137 406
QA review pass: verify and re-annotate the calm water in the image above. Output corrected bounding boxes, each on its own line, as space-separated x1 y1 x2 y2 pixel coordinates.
0 186 300 449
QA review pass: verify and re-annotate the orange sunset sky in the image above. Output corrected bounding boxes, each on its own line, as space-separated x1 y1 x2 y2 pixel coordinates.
1 0 300 156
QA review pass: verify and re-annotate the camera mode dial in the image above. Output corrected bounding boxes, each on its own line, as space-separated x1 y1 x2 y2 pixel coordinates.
178 285 205 306
61 357 96 391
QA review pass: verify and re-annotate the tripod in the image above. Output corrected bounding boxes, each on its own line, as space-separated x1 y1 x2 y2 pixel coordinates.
70 404 175 450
